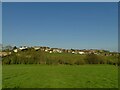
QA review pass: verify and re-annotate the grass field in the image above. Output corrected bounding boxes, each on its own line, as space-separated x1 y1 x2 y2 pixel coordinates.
2 64 118 88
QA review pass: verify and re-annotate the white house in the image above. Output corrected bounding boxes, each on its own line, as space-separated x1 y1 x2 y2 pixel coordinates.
45 48 50 52
13 49 18 53
45 49 48 52
78 51 85 55
19 46 28 50
49 51 52 53
72 51 75 54
34 46 40 50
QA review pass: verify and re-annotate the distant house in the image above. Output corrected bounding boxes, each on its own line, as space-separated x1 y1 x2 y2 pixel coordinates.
0 52 11 57
72 51 75 54
40 47 50 51
33 46 41 50
67 49 72 53
19 46 28 51
33 46 50 51
78 51 85 55
44 47 50 52
50 48 62 53
71 49 78 54
13 49 18 53
51 48 58 53
45 49 48 52
49 51 53 53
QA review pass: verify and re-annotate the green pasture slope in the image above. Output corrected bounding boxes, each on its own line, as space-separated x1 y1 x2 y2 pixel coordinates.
2 64 118 88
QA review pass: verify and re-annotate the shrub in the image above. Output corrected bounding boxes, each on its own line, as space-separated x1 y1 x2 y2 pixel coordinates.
2 49 118 65
75 59 85 65
85 53 101 64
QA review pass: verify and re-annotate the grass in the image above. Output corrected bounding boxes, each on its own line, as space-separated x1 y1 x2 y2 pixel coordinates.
2 64 118 88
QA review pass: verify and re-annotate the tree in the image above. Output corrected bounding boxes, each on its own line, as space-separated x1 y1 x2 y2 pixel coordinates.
85 53 101 64
13 46 17 50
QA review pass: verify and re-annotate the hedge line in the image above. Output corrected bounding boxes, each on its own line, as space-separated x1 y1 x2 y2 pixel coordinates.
2 49 119 65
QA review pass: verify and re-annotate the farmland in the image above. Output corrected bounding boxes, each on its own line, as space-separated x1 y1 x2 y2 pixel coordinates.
2 64 118 88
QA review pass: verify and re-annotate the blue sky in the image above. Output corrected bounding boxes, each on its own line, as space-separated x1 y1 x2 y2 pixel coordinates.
2 0 120 2
2 2 118 51
0 3 2 44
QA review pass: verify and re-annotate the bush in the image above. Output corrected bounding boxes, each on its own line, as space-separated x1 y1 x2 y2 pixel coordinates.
75 59 85 65
85 53 101 64
2 49 118 65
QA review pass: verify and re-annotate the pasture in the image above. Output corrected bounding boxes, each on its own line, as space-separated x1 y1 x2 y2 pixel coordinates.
2 64 118 88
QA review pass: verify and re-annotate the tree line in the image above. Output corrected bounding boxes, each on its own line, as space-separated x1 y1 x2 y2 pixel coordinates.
2 49 120 66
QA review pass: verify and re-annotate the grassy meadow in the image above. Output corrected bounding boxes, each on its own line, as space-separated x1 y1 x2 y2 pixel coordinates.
2 64 118 88
2 50 119 88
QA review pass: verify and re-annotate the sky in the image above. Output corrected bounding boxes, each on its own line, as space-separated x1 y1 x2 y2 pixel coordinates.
0 2 2 44
2 2 118 52
2 0 120 2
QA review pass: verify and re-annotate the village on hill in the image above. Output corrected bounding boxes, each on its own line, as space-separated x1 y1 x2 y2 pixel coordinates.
0 45 118 57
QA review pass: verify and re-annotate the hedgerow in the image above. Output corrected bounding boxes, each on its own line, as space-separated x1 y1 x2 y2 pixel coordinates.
2 49 119 65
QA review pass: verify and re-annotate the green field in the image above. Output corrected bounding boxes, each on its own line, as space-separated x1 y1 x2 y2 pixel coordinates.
2 64 118 88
